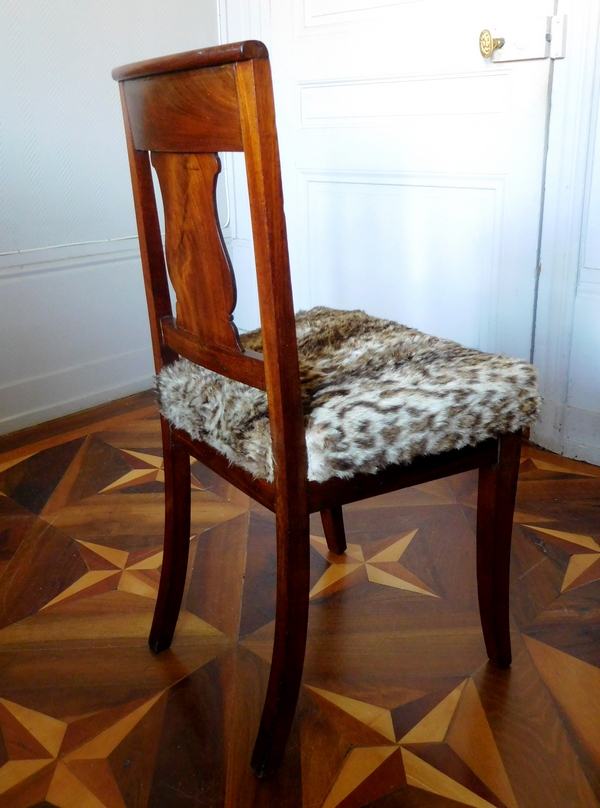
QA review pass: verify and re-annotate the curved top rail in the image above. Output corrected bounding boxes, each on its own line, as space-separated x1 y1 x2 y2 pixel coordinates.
112 40 268 82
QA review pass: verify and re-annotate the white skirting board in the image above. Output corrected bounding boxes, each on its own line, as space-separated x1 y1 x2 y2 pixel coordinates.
0 240 154 435
531 398 600 467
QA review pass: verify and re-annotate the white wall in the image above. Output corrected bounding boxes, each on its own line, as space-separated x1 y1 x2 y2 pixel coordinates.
0 0 218 434
532 0 600 465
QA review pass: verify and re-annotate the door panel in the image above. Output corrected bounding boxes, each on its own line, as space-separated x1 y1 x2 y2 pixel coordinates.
226 0 554 358
303 173 499 348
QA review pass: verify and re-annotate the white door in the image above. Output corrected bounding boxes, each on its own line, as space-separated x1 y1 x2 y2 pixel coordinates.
223 0 558 360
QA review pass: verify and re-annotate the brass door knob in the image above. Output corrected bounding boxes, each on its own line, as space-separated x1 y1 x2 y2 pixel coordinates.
479 29 505 58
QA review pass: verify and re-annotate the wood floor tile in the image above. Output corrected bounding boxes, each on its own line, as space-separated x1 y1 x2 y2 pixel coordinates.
305 687 396 746
238 511 278 639
400 746 503 808
0 705 56 762
224 647 304 808
0 519 88 630
391 683 466 742
59 759 129 808
44 492 246 540
399 682 466 744
521 445 600 478
50 438 134 511
0 591 226 650
0 761 55 808
107 692 167 808
321 746 402 808
98 417 163 453
0 699 66 759
148 660 227 808
473 631 599 808
444 680 517 808
184 513 248 640
522 583 600 667
363 788 470 807
301 691 353 808
0 399 599 806
0 497 42 579
0 392 155 457
523 636 600 766
0 439 86 515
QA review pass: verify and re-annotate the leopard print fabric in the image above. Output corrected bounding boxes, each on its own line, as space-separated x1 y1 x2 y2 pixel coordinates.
156 307 540 482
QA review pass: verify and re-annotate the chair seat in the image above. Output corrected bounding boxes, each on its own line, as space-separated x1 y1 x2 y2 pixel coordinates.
157 307 540 483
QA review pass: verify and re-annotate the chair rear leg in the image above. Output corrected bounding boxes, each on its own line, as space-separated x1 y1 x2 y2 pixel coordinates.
251 507 311 778
149 420 191 653
321 506 347 554
476 430 522 669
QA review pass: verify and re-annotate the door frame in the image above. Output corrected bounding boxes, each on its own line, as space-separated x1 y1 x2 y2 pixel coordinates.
532 0 600 464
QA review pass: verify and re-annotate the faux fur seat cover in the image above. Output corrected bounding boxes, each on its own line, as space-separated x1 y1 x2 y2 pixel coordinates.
157 307 540 483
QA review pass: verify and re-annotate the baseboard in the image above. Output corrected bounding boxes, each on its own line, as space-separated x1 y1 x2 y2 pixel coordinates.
531 397 600 466
0 348 154 435
558 437 600 466
0 239 155 437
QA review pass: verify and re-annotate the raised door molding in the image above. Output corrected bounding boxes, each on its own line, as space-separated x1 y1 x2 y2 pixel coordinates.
298 169 504 351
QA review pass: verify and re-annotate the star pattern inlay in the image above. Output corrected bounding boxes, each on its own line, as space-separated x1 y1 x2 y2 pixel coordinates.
1 405 599 807
524 525 600 593
41 539 167 609
99 449 204 493
309 529 439 599
0 692 167 808
306 679 518 808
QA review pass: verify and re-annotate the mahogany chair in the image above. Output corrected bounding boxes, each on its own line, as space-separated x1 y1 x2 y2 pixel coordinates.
112 41 538 778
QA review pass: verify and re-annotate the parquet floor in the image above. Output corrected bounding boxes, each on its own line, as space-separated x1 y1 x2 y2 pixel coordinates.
1 393 599 808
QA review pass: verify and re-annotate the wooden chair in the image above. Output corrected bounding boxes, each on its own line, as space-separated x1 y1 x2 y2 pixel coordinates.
112 41 537 778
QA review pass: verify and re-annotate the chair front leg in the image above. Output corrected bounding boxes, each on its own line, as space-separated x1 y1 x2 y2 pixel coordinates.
149 419 191 653
251 504 311 779
476 430 522 669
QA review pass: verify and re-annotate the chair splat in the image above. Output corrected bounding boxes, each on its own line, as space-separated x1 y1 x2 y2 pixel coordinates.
151 151 241 351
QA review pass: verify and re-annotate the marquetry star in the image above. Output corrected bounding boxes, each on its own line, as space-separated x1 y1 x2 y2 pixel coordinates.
305 679 518 808
309 529 439 599
40 539 167 609
520 456 600 478
99 449 204 493
0 691 167 808
524 525 600 593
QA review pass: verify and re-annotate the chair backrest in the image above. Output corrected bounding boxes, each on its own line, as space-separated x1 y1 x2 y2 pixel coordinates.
113 41 308 492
